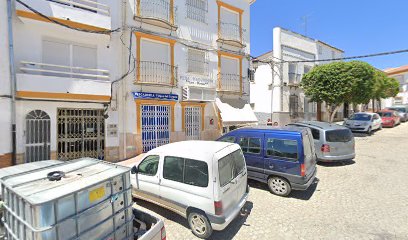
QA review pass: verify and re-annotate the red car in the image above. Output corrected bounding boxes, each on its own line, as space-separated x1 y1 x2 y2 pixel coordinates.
377 110 401 127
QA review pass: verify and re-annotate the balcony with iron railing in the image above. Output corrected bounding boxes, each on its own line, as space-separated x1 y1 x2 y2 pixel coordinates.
135 0 178 29
16 0 111 30
217 73 242 94
16 61 111 100
218 22 245 47
135 61 178 86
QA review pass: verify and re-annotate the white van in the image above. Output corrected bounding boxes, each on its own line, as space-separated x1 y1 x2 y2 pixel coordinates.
130 141 249 239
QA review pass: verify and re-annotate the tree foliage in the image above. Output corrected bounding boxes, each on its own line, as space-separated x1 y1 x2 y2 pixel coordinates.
301 61 398 122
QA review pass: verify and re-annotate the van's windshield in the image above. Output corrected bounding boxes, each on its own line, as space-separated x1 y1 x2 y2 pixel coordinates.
218 150 245 187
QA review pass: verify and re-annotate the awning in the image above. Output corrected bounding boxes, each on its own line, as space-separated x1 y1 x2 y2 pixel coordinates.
215 98 258 126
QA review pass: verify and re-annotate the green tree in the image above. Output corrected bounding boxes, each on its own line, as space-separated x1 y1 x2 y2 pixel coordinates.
383 77 400 98
347 61 376 105
301 62 352 122
371 71 388 111
301 61 376 122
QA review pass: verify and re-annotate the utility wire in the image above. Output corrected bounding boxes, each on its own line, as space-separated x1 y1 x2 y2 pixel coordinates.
16 0 120 34
252 49 408 64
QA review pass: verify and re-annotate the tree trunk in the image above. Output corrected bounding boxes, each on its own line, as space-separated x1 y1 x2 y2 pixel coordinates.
372 99 375 112
327 105 341 123
317 102 322 121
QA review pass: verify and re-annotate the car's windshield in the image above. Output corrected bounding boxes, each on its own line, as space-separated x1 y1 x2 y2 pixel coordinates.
389 108 406 113
349 114 371 121
378 112 392 117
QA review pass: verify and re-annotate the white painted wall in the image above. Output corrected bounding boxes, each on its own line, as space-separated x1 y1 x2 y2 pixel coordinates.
118 0 253 141
252 27 345 124
16 0 111 29
16 73 111 96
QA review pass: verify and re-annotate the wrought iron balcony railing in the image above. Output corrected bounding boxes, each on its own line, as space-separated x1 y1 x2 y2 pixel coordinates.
136 0 177 26
136 61 178 86
218 22 245 44
47 0 110 15
217 73 242 93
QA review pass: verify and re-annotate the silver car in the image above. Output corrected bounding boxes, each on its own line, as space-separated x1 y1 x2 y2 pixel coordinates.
288 121 355 162
387 106 408 122
343 112 382 134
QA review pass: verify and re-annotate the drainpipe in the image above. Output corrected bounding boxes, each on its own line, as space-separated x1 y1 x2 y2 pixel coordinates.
7 0 17 165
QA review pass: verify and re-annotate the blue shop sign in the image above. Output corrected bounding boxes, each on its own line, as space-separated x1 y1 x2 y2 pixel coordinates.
132 92 179 101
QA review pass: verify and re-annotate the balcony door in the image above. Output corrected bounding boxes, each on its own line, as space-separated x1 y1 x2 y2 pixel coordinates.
42 39 97 79
139 39 171 84
220 7 240 42
220 56 240 92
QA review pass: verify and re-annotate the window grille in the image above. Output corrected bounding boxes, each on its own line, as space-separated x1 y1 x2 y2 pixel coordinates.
187 48 208 75
186 0 207 23
289 94 299 118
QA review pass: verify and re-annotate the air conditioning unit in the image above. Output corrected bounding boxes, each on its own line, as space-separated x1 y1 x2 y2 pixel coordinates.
182 86 216 102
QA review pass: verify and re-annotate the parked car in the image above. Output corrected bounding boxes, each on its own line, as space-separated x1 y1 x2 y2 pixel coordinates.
386 105 408 122
343 112 382 134
129 141 249 239
218 126 317 197
377 110 401 127
287 121 355 162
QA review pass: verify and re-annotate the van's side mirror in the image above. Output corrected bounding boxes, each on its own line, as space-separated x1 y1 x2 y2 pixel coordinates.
131 166 138 174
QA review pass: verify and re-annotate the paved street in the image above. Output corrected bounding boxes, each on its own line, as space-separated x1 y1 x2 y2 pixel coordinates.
134 123 408 240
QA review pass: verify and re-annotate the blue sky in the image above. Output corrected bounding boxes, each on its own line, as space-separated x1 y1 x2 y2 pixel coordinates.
250 0 408 70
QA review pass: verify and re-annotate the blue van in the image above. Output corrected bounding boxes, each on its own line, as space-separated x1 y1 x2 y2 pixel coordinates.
218 126 317 196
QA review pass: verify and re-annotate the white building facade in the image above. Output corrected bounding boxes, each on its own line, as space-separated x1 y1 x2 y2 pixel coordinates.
117 0 257 157
384 66 408 105
250 27 345 126
0 0 257 167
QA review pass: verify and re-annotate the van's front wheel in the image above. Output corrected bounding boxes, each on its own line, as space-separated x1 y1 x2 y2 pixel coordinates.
268 177 291 197
188 211 213 239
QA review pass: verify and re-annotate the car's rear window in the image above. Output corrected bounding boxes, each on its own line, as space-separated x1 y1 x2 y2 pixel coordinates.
218 149 245 187
325 129 353 142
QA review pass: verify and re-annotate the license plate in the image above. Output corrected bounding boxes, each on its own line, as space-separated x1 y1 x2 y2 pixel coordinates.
89 186 105 203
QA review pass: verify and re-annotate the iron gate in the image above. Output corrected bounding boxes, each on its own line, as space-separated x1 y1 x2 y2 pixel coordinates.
57 108 105 161
141 105 170 152
185 106 201 140
25 110 51 163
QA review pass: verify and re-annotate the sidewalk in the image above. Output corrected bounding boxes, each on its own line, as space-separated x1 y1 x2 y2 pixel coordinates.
116 153 145 167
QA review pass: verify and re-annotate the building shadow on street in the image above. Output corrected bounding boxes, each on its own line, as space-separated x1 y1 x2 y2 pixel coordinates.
317 159 356 167
134 198 253 240
247 178 319 201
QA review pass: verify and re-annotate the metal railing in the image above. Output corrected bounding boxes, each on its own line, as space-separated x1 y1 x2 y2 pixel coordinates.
218 73 241 93
137 0 177 25
218 22 244 43
20 61 110 80
47 0 110 15
136 61 178 86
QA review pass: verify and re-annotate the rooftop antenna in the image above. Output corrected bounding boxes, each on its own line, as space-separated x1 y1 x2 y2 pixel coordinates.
301 15 311 36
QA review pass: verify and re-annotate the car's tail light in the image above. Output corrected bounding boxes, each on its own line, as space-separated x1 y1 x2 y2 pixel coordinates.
321 144 330 153
214 201 223 216
300 163 306 177
161 226 166 240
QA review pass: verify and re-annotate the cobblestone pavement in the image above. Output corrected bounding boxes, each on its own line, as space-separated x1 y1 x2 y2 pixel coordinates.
134 123 408 240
